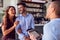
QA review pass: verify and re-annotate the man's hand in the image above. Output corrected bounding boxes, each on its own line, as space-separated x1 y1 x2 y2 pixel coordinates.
25 36 30 40
17 28 22 34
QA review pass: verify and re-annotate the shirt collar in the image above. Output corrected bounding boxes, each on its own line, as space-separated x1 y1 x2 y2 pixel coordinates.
51 18 60 21
19 13 29 17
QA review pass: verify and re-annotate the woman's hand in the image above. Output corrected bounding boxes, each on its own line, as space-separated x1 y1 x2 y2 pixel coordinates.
14 21 19 27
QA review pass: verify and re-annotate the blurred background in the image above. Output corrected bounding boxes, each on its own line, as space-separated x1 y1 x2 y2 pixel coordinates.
0 0 57 40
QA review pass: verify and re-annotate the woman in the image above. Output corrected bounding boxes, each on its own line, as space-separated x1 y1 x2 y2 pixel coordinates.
1 6 19 40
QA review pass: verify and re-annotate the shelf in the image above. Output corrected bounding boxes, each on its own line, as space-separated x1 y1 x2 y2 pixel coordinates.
21 0 46 24
26 6 45 9
26 11 45 13
26 8 45 13
35 24 44 26
22 1 46 4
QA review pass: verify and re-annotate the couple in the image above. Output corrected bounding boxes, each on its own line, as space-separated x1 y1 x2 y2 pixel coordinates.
1 2 34 40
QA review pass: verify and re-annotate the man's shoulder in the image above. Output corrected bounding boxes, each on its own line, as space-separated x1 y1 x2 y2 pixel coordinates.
27 13 33 18
44 22 52 27
44 21 55 28
28 13 32 15
16 15 20 20
16 14 21 18
27 13 32 16
44 23 49 27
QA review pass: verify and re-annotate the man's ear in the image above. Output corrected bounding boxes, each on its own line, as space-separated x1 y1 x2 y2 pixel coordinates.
45 6 55 19
24 7 26 11
51 6 56 17
52 7 55 13
45 8 50 19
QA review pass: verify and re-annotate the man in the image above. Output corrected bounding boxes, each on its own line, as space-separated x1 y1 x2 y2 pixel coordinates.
42 1 60 40
15 2 34 40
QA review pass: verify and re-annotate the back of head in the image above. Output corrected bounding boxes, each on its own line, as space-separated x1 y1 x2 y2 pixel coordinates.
46 1 60 19
51 1 60 17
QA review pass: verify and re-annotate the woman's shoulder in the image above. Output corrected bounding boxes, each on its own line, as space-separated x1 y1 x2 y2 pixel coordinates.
3 15 6 18
2 15 7 21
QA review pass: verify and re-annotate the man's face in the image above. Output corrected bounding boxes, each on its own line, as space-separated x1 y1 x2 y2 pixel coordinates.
18 5 25 14
46 4 54 19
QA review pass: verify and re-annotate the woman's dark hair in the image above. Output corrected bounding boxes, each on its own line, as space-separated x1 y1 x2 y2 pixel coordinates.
5 6 16 18
3 6 16 25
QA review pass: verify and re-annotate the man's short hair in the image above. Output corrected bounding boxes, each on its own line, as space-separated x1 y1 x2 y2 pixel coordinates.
17 2 26 7
51 1 60 16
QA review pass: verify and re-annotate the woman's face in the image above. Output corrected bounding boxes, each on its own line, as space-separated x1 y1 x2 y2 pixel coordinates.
8 7 16 16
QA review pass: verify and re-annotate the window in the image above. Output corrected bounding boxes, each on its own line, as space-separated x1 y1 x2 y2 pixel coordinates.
0 0 3 7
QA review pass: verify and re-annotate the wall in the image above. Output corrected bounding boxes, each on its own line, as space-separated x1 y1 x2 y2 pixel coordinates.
0 0 10 13
0 0 20 23
0 0 19 14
